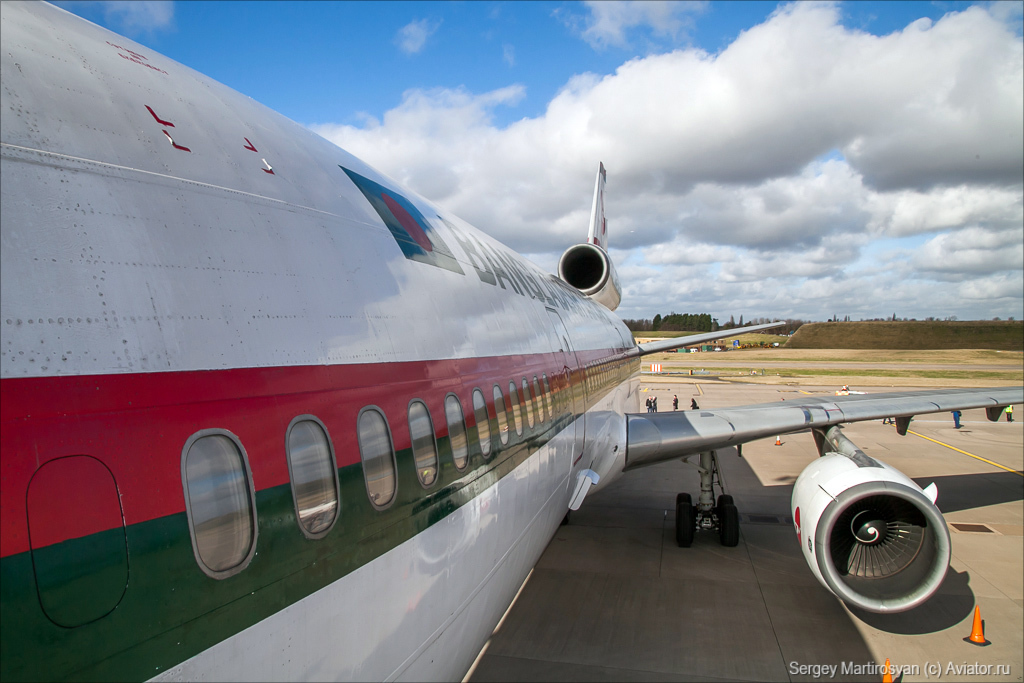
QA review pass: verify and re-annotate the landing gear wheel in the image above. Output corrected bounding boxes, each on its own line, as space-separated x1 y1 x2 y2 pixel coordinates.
676 493 695 548
718 503 739 547
716 494 733 509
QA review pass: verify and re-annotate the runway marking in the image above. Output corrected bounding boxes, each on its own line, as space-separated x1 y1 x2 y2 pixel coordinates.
907 430 1023 477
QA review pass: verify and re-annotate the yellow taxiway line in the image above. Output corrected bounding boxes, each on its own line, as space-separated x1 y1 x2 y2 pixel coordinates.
907 430 1023 477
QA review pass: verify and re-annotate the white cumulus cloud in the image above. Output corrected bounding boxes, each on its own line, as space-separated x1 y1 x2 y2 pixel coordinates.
311 2 1023 321
396 18 441 55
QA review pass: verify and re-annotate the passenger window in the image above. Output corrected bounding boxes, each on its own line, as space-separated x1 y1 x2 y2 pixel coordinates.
357 408 397 508
408 400 439 487
472 388 491 457
542 373 553 418
286 417 339 538
493 384 509 445
522 378 535 428
532 376 544 424
182 431 258 578
445 394 469 470
508 380 523 436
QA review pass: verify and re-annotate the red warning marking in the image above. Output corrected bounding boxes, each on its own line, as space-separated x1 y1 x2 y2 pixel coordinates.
243 137 258 152
162 130 191 152
261 159 275 175
145 105 174 127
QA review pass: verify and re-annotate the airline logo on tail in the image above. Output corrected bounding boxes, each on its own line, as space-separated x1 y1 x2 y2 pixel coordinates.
341 166 464 275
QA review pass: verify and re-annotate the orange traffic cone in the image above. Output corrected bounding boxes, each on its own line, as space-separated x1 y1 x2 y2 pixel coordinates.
775 436 782 446
881 658 893 683
963 605 990 646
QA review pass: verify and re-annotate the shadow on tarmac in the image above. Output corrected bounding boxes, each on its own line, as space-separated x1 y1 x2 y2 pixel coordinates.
848 567 976 634
913 472 1024 513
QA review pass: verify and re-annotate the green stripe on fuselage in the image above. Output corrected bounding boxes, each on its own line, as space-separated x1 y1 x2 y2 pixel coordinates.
0 400 587 681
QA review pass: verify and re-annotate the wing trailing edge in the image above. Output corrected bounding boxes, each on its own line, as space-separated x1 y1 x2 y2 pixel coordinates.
624 387 1023 470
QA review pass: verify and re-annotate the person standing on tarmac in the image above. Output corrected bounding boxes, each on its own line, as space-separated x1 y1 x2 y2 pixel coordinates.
691 398 699 410
673 395 679 411
1007 405 1014 422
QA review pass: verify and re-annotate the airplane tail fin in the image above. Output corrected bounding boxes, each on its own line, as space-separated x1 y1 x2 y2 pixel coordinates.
557 163 620 311
587 162 608 248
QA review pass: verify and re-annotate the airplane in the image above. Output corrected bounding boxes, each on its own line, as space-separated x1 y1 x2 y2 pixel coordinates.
1 3 1019 681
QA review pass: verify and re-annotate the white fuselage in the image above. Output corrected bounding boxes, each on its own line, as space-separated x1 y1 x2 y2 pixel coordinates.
1 4 640 681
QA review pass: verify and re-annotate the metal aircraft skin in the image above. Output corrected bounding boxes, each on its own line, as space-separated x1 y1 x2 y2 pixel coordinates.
0 3 1019 681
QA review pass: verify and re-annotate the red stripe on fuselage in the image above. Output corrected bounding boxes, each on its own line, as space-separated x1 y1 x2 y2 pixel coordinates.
1 348 623 557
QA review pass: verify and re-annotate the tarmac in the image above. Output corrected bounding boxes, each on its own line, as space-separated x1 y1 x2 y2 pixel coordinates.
467 381 1023 682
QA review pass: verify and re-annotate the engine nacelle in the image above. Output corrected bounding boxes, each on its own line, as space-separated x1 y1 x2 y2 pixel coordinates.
791 448 950 613
558 243 622 311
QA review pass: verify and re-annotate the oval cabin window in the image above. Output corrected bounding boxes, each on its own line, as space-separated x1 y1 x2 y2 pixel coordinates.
358 408 397 508
508 380 523 436
472 388 491 457
408 400 439 487
286 417 340 538
182 431 258 579
493 384 510 445
445 394 469 470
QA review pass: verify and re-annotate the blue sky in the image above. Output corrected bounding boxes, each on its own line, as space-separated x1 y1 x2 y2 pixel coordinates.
60 1 983 127
58 1 1023 322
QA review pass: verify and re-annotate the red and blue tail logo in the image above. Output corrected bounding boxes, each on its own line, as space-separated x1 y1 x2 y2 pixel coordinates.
341 166 463 275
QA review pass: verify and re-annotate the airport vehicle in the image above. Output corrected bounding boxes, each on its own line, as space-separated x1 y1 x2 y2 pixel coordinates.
1 4 1020 681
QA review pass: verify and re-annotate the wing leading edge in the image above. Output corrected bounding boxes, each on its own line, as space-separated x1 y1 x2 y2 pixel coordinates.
629 321 786 358
625 386 1023 470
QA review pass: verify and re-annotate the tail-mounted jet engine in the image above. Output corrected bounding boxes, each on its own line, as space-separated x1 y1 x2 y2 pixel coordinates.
791 427 950 613
558 243 622 311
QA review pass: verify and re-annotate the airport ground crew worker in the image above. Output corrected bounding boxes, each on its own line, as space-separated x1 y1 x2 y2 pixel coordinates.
1007 405 1014 422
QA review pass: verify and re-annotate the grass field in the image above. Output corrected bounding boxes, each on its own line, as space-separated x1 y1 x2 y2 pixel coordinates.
649 348 1024 364
629 322 1024 386
786 320 1023 350
637 348 1023 387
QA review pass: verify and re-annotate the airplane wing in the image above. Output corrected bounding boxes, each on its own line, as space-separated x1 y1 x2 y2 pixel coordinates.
621 385 1020 613
625 386 1023 469
629 321 786 357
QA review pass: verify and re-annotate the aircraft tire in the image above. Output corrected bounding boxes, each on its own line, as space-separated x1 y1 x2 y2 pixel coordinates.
676 493 695 548
716 494 734 508
719 503 739 547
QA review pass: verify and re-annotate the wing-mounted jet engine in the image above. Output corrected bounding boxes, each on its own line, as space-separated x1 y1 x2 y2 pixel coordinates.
558 163 622 311
792 426 950 613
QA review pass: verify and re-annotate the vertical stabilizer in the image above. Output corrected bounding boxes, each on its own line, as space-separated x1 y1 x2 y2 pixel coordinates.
559 163 621 311
587 163 607 248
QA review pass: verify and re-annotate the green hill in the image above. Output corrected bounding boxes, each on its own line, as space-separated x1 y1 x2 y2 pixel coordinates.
785 321 1023 350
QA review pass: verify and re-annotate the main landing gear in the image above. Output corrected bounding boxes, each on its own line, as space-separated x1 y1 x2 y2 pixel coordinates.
675 450 739 548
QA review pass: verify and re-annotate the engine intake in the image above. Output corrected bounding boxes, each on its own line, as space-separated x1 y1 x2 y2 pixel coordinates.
558 243 621 311
792 441 950 613
819 483 947 611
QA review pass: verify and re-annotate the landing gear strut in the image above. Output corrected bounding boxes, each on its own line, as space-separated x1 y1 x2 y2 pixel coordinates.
675 450 739 547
